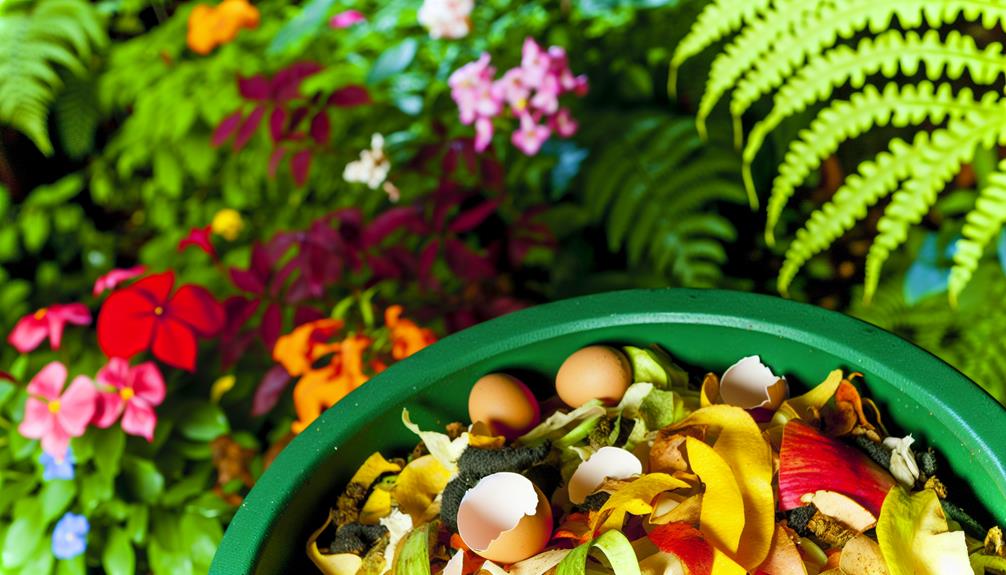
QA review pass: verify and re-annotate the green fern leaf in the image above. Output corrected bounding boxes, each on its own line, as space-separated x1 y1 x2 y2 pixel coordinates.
0 0 106 155
864 110 1006 300
54 76 98 159
742 30 1006 201
668 0 774 95
777 131 936 295
764 83 997 242
728 0 1006 145
693 0 827 140
948 159 1006 303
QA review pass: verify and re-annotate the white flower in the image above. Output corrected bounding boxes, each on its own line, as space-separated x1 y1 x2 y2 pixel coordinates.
343 133 391 190
418 0 473 39
378 508 413 574
883 434 920 487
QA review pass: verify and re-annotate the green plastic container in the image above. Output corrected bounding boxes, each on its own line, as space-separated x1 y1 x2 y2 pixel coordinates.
211 289 1006 574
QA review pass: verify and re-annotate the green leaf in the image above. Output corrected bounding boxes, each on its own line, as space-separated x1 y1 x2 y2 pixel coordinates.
2 500 44 569
267 0 336 55
56 554 85 575
162 464 213 506
623 345 689 389
639 388 693 430
102 527 135 575
393 521 432 575
125 505 149 545
175 402 229 441
0 379 16 408
181 513 223 568
368 38 419 84
26 174 83 207
79 471 114 513
92 427 126 476
556 530 641 575
8 428 38 461
40 479 76 522
122 457 165 503
20 209 50 253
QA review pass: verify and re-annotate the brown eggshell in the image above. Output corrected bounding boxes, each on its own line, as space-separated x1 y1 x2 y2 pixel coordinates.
468 374 541 440
457 472 554 564
555 345 632 408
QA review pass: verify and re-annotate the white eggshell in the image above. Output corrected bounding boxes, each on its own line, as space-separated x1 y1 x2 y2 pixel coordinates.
457 472 552 564
568 446 642 504
639 552 687 575
720 355 788 410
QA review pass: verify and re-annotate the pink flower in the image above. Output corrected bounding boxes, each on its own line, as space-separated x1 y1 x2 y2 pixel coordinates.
530 74 560 115
521 38 551 86
512 114 551 156
551 108 579 138
19 362 97 461
475 117 494 152
93 358 165 442
494 68 531 110
7 304 91 354
573 74 589 97
178 225 217 259
330 9 365 28
93 266 146 297
449 54 500 125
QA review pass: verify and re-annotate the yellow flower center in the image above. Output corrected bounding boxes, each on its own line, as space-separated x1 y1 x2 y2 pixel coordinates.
34 308 47 320
120 388 135 401
153 306 164 316
48 400 61 414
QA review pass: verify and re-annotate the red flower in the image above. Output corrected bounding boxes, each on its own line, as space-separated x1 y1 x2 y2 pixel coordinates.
97 271 225 371
179 226 217 259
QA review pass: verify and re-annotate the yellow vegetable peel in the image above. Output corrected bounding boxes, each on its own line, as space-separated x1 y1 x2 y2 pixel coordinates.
685 437 744 558
674 405 774 569
779 369 843 422
395 455 451 524
592 473 690 533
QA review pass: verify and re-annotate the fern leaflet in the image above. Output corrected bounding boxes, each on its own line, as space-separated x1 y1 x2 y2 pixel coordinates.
949 159 1006 303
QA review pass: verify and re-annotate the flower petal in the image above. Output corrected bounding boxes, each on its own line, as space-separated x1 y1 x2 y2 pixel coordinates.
97 289 157 359
7 315 48 353
57 376 97 436
96 358 129 391
152 318 198 371
168 285 224 336
92 392 124 428
41 426 72 463
52 303 92 326
19 398 54 438
27 362 68 400
130 362 166 406
121 399 157 442
130 271 175 305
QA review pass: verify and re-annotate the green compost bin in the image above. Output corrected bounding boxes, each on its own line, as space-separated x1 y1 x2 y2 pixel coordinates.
210 288 1006 574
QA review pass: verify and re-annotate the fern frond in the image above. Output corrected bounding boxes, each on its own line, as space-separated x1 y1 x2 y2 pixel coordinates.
0 0 106 155
949 158 1006 303
668 0 774 96
54 75 98 159
693 0 828 139
863 110 1006 301
729 0 1006 141
764 83 998 243
777 131 936 295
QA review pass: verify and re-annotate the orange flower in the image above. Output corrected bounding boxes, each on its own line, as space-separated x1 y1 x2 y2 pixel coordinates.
187 0 260 55
385 305 436 360
273 319 343 377
291 334 372 434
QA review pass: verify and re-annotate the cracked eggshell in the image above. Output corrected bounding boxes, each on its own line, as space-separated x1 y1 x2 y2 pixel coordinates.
568 446 643 504
719 355 788 411
457 472 553 564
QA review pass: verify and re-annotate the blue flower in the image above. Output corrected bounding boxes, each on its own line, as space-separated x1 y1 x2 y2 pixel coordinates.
52 512 88 560
39 447 75 481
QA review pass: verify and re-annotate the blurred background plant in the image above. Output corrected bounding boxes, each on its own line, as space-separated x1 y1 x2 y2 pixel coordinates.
0 0 1004 572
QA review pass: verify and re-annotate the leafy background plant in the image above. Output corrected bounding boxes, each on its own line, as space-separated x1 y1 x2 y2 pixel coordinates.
0 0 1005 572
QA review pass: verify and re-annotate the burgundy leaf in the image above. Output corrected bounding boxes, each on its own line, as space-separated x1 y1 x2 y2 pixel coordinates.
273 62 323 101
238 75 272 100
310 111 331 145
252 365 292 417
290 149 312 186
328 85 371 107
481 155 505 190
260 303 283 350
294 306 324 326
229 268 265 294
289 107 310 130
366 255 400 280
250 243 273 276
268 147 287 178
364 206 425 246
432 182 469 231
418 240 440 290
222 330 257 368
449 199 500 233
234 106 265 151
444 237 495 281
273 257 302 300
269 108 287 142
212 111 243 147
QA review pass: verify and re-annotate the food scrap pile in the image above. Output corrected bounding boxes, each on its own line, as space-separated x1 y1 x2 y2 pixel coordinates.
308 344 1006 574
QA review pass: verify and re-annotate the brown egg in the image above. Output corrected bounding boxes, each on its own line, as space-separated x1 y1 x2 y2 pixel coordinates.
555 345 632 408
468 374 541 440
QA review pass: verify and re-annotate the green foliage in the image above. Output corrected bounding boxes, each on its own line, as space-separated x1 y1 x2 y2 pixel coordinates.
0 0 106 155
951 159 1006 301
674 0 1006 299
579 111 747 287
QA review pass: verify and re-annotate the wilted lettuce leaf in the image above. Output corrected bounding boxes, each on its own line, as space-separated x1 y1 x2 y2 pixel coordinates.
877 487 971 575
